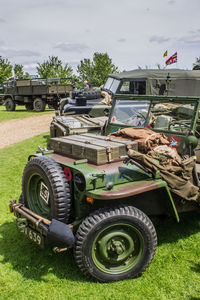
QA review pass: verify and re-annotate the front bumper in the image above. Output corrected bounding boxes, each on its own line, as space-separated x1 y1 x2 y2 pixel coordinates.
10 200 75 249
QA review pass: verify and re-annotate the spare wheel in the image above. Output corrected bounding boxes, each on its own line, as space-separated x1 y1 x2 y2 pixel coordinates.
22 156 71 223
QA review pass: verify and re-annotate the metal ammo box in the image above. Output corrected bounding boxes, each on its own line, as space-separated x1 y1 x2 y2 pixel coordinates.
50 133 138 165
50 115 108 137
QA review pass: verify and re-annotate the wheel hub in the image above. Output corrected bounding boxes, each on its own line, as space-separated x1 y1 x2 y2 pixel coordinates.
27 173 50 218
92 223 145 275
98 230 135 263
109 239 126 255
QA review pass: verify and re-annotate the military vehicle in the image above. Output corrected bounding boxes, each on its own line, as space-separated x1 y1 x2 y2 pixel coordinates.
3 69 200 114
105 69 200 96
50 69 200 133
50 70 200 139
60 88 112 116
2 77 73 112
10 94 200 282
193 64 200 70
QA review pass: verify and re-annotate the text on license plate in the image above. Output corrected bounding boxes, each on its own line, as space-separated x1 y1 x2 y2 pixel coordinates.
17 223 43 246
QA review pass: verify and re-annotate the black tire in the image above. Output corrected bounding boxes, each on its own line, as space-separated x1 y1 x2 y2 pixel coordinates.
72 89 101 100
83 90 101 100
4 98 16 111
22 156 71 223
48 103 58 110
25 103 34 111
33 98 46 112
74 205 157 282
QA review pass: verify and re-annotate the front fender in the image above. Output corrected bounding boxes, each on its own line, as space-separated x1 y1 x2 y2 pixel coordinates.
86 179 179 222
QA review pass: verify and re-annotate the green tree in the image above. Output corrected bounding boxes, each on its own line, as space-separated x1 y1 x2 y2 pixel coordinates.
24 72 31 79
0 56 13 83
14 64 24 78
36 56 74 81
77 52 118 87
77 58 94 86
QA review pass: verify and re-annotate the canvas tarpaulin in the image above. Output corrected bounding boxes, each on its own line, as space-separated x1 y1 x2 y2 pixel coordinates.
110 127 169 152
110 69 200 96
127 149 199 202
101 91 112 105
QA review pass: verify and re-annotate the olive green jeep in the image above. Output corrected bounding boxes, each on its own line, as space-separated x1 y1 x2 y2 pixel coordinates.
10 94 200 282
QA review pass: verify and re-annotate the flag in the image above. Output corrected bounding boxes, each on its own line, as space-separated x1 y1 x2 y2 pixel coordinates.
165 52 177 66
163 50 168 57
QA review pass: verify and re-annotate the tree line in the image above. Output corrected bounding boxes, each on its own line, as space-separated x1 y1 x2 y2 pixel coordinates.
1 54 199 88
0 53 118 88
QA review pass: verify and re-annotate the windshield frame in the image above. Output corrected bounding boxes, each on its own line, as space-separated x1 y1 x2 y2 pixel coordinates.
108 95 200 137
103 77 120 94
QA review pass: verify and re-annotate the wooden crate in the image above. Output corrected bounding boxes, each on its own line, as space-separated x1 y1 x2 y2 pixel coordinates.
82 133 138 156
50 134 138 165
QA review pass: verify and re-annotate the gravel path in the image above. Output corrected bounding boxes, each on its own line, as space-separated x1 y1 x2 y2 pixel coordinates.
0 114 54 149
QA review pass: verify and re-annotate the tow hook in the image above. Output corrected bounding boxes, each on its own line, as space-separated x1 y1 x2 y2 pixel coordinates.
53 247 68 253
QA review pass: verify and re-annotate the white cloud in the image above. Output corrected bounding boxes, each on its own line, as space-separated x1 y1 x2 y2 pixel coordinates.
23 63 38 70
118 38 126 43
178 30 200 45
0 47 40 57
149 36 171 44
54 42 89 53
0 0 199 73
168 0 176 4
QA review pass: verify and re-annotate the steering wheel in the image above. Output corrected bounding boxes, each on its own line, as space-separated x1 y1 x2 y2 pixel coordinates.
168 120 191 131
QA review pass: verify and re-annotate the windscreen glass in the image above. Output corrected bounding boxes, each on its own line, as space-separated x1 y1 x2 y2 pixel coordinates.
103 77 114 90
110 100 150 127
110 98 197 134
103 78 120 93
150 101 196 133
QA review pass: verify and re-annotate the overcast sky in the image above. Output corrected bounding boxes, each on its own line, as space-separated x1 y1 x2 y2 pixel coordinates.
0 0 199 75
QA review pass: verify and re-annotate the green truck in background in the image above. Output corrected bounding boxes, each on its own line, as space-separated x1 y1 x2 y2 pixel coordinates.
2 77 73 112
105 69 200 96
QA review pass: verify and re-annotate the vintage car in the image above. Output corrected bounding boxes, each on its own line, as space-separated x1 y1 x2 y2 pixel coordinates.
10 94 200 282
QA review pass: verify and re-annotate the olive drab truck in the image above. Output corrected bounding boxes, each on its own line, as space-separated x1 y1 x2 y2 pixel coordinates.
2 77 73 112
10 94 200 282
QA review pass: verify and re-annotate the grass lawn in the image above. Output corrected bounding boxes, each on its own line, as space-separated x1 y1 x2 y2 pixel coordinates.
0 134 200 300
0 105 54 122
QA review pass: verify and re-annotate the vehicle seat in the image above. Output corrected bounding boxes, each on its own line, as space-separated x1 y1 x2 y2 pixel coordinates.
154 115 171 129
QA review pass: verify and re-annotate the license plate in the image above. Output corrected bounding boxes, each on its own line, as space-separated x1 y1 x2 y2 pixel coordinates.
17 222 44 247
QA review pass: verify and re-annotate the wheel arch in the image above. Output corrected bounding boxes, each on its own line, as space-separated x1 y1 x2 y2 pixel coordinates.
87 186 179 222
3 94 14 100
